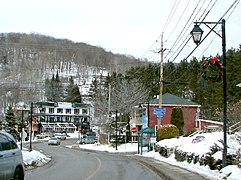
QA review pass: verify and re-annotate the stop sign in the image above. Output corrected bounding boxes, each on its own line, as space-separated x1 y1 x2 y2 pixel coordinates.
131 127 137 133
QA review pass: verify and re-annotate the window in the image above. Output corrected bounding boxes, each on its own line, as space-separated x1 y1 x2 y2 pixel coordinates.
57 116 62 122
82 109 88 115
40 108 46 113
49 108 54 114
74 109 80 114
49 117 55 123
0 134 17 151
57 108 63 113
66 109 71 114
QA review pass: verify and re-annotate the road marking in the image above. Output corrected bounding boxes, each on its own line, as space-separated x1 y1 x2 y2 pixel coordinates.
85 156 102 180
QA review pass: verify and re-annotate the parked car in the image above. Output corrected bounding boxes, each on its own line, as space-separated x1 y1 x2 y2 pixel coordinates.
55 133 66 140
110 134 125 144
79 136 97 144
0 131 25 180
36 133 50 139
48 137 61 145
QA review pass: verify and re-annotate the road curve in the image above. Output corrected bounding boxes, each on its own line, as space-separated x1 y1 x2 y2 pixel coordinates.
25 140 162 180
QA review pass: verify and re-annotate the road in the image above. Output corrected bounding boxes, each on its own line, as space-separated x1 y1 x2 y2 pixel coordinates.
24 139 208 180
25 139 162 180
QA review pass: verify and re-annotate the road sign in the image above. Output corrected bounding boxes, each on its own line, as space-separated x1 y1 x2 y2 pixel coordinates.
131 127 137 133
157 114 163 120
154 108 166 115
154 108 166 120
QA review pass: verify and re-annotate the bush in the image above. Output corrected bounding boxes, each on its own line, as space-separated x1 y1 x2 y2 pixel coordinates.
156 124 179 141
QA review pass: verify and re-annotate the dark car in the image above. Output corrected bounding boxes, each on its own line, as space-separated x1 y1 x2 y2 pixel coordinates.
0 131 25 180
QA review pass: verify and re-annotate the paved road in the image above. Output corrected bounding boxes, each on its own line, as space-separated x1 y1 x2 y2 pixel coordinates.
25 139 162 180
24 139 209 180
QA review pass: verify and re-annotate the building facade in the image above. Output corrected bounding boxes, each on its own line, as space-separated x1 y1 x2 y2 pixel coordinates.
130 93 201 135
32 102 91 133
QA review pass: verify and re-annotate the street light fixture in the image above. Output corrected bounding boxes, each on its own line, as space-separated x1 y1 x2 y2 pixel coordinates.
190 19 227 168
191 23 204 45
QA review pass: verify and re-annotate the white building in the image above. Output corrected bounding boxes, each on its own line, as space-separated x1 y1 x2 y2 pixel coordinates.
33 102 91 133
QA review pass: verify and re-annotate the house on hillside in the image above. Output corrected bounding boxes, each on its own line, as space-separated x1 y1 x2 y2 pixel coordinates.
130 93 201 135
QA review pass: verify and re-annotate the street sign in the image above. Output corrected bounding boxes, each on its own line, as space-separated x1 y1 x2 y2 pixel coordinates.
131 127 137 133
154 108 166 120
154 108 166 115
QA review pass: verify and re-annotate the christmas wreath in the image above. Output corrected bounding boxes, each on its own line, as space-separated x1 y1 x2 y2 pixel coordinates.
201 57 224 83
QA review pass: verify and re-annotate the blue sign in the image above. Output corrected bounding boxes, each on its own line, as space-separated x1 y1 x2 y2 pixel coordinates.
157 114 163 120
154 108 166 115
154 108 166 121
142 114 148 129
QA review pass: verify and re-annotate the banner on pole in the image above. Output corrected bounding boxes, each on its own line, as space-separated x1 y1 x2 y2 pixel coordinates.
142 114 148 129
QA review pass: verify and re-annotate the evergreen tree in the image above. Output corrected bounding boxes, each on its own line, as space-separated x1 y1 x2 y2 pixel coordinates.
45 72 64 102
65 76 82 103
5 106 19 140
171 107 184 135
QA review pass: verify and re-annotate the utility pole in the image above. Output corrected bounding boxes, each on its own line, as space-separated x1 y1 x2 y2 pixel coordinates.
158 32 164 128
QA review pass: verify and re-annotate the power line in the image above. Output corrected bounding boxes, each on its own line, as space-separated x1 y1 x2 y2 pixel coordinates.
165 0 204 60
165 0 192 43
164 0 218 63
184 0 240 60
162 0 179 32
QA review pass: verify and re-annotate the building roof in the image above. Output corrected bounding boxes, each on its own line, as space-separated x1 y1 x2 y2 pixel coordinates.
149 93 200 107
35 102 91 108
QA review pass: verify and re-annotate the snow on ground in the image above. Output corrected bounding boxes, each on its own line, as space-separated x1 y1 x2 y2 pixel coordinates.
21 131 241 180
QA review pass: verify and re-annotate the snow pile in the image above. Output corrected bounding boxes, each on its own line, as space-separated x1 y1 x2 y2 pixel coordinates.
22 149 51 169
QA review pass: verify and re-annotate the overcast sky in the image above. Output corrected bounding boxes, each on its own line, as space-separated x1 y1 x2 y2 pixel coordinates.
1 0 240 62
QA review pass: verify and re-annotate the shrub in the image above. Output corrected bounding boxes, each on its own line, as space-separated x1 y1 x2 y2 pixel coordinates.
156 124 179 141
171 107 184 135
174 149 187 162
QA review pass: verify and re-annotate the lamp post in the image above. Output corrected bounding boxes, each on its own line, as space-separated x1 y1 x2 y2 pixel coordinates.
190 19 227 168
115 110 118 151
20 109 24 150
29 102 33 152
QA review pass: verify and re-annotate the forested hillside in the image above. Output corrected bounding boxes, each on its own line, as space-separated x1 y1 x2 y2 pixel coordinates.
0 33 240 127
0 33 146 120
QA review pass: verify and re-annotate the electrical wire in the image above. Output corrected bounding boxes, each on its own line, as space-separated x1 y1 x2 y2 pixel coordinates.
162 0 179 33
165 0 191 43
164 0 218 63
141 0 182 61
184 0 240 60
162 0 239 86
165 0 206 62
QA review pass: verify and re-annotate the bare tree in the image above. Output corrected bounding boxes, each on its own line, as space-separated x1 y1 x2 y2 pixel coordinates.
92 78 149 133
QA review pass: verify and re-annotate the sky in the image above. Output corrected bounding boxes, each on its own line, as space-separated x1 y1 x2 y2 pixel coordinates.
22 131 241 179
0 0 241 63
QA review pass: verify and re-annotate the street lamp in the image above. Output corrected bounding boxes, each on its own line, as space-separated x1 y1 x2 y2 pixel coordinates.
190 19 227 168
191 23 204 45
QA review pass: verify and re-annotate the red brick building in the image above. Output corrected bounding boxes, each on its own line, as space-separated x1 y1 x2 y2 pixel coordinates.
145 93 201 134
